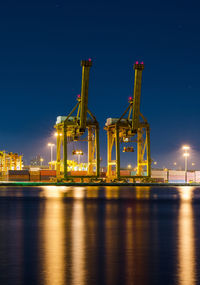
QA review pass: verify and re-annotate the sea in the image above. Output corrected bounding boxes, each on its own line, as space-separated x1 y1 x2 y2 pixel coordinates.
0 185 200 285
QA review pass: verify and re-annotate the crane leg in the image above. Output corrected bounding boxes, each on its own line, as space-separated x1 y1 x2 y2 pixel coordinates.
88 127 93 175
63 126 68 180
56 132 61 177
115 126 120 179
146 125 151 177
137 128 143 176
95 126 100 177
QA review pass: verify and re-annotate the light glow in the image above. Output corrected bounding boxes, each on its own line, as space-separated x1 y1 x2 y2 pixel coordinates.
182 145 190 150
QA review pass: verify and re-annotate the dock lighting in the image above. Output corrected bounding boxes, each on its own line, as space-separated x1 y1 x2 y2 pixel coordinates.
182 145 190 150
54 132 62 137
127 164 132 169
192 162 195 166
47 143 55 169
154 161 157 165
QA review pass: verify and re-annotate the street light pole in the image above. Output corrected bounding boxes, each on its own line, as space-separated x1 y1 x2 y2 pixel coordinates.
40 158 44 167
182 145 190 183
48 143 55 169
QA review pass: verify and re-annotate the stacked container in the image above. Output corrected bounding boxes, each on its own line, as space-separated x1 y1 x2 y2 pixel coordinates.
8 170 30 181
120 170 131 176
29 170 41 182
151 170 168 181
40 170 56 181
195 171 200 182
168 170 185 183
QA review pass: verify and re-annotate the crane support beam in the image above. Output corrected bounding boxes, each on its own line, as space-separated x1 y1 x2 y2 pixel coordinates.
132 63 144 130
80 60 92 131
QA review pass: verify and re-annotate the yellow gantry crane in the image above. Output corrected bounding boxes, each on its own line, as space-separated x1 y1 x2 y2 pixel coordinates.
55 59 100 181
105 61 151 181
0 151 23 172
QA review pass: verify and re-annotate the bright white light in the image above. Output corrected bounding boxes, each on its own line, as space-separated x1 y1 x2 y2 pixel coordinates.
183 153 189 157
48 143 55 147
54 132 62 137
182 145 190 150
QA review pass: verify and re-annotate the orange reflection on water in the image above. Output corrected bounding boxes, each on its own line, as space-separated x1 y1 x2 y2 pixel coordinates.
72 200 86 285
178 187 196 285
105 203 119 285
135 186 150 199
125 207 134 283
105 186 120 199
43 199 65 285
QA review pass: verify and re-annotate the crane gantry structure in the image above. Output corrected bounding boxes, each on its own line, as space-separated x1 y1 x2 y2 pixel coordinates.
105 62 151 182
55 59 100 181
0 151 23 172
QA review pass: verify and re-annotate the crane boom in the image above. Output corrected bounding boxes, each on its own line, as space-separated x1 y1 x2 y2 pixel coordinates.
80 60 92 131
132 63 144 130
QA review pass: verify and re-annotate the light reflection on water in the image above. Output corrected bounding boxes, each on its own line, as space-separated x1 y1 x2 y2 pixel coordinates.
43 200 65 285
72 200 85 285
178 187 195 285
0 186 200 284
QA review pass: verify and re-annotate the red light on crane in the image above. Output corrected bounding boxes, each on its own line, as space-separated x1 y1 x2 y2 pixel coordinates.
141 61 144 64
135 61 139 64
88 58 92 62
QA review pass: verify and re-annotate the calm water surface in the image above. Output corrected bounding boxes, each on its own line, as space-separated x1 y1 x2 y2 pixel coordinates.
0 185 200 285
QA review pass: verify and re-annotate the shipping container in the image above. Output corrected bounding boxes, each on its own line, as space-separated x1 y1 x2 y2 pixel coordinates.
8 175 30 181
169 180 185 183
8 170 29 175
187 172 195 182
40 170 56 176
195 171 200 182
120 170 131 176
70 171 88 176
40 176 52 181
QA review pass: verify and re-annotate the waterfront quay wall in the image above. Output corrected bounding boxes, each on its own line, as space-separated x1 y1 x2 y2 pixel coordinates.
0 169 199 183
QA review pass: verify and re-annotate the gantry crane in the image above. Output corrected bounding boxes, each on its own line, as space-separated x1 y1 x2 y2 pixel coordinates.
105 61 151 182
55 59 100 181
0 151 23 172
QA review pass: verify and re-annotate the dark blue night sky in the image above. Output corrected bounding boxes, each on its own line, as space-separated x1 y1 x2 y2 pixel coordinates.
0 0 200 168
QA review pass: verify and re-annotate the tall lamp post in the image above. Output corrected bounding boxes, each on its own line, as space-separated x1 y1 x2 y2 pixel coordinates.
40 158 44 167
182 145 190 183
48 143 55 169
